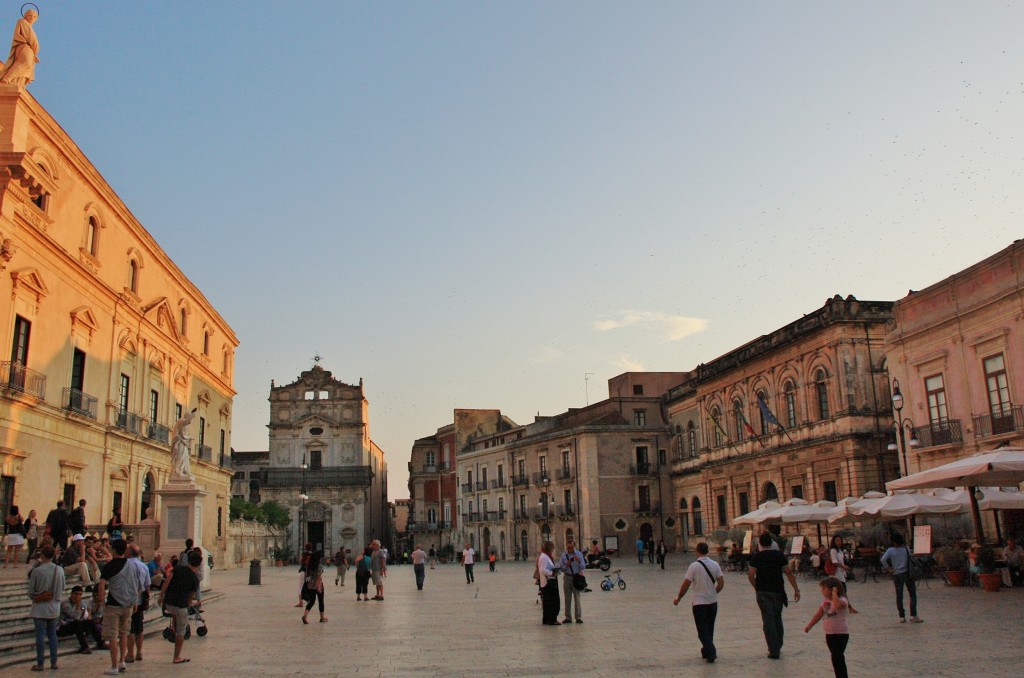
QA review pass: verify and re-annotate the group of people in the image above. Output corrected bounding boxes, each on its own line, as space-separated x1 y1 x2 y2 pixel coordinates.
534 538 589 625
634 536 670 568
4 500 127 568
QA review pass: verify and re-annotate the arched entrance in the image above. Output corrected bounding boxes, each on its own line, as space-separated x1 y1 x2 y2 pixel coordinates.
482 527 491 555
640 522 653 542
139 471 155 522
541 523 552 545
761 482 779 503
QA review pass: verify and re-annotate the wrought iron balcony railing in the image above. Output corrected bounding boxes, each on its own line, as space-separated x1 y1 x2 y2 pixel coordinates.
634 502 660 515
490 479 506 489
555 467 573 482
511 475 530 488
198 445 213 462
63 387 98 419
475 481 488 492
115 410 143 435
973 406 1023 438
146 421 170 444
914 420 963 448
461 483 473 494
630 463 658 476
2 361 46 399
532 471 551 485
261 466 373 488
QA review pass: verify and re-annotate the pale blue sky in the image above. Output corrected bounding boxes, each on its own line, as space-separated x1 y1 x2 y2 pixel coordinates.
29 2 1024 499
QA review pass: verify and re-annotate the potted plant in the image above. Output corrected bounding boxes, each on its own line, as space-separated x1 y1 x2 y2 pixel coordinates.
976 545 1002 592
272 545 293 567
934 545 968 586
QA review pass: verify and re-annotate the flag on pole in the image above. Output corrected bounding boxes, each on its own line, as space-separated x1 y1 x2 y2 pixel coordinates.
757 394 794 443
737 409 765 449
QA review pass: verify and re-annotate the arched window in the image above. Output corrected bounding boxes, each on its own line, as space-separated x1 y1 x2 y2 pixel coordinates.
761 482 779 503
679 497 688 511
692 497 703 535
686 421 697 457
128 259 139 293
784 381 797 428
733 399 745 440
86 217 99 256
756 390 770 435
710 407 723 447
815 369 830 420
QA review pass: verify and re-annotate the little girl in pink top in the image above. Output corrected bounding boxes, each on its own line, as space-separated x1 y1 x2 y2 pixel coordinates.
804 576 852 678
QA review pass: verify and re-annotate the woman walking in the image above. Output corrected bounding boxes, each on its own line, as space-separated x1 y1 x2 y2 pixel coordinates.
4 505 26 567
296 542 312 607
28 545 65 671
300 552 327 624
537 540 561 625
24 509 39 563
354 546 372 601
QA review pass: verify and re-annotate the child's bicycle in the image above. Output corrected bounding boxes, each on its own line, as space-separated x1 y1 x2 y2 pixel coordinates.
600 569 626 591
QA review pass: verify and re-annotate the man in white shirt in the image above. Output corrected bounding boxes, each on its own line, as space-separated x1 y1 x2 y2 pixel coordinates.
673 542 725 663
462 543 475 584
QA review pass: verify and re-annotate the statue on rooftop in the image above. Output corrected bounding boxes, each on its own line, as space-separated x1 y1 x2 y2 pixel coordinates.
0 5 39 88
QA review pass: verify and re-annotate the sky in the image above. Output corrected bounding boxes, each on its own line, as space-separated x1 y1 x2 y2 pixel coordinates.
24 1 1024 500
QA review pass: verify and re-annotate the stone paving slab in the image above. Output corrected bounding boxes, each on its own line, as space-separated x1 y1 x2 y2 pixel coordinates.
2 557 1021 676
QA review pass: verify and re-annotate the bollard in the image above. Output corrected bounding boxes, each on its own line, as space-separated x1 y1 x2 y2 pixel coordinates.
249 558 262 585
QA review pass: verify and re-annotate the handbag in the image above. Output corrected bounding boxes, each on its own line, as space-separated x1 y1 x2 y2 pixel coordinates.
31 565 57 603
572 573 587 591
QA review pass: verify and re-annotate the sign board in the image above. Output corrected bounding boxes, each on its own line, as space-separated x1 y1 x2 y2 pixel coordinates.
790 535 805 556
604 536 618 553
742 530 753 554
913 525 932 555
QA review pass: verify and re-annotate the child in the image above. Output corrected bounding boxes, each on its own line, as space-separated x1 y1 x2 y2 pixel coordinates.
488 552 496 572
804 576 852 678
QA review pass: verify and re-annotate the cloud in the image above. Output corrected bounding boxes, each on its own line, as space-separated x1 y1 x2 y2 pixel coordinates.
611 355 646 372
593 310 709 342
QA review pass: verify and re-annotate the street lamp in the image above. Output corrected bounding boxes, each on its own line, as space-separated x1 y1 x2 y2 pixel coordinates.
888 378 921 477
299 453 309 553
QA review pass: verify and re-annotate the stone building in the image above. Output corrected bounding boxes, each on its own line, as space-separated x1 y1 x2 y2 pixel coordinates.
256 363 388 556
406 423 459 557
230 450 268 503
0 85 237 562
419 373 687 560
666 296 898 549
884 241 1024 536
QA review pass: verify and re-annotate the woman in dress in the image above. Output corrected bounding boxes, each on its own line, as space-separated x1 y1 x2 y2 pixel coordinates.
24 509 39 563
300 552 327 624
4 504 25 567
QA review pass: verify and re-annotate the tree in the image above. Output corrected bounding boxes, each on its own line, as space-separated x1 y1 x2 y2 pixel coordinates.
261 500 291 528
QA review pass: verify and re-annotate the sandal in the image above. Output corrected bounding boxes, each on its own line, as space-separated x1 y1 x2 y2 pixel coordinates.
319 617 328 623
172 658 190 664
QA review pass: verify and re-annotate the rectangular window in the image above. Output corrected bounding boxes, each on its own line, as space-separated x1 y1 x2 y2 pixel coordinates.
517 459 525 478
10 315 30 365
539 456 547 473
481 467 488 484
443 504 451 523
985 354 1012 418
112 491 123 513
562 450 570 470
175 403 183 422
638 486 651 511
71 348 86 392
633 384 644 395
466 470 472 485
149 389 159 423
925 374 948 427
468 501 473 514
198 416 206 448
792 485 804 500
497 464 504 483
219 429 226 465
482 499 488 513
118 374 130 412
0 475 15 517
634 410 647 427
716 494 727 527
310 450 322 470
217 506 223 537
519 494 526 513
823 481 838 504
498 497 504 512
658 448 666 466
738 491 750 516
785 390 797 428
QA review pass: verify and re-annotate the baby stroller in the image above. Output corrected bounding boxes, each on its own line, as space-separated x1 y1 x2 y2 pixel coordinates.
162 604 208 642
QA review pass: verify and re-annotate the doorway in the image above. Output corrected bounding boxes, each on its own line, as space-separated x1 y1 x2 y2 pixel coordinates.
308 521 325 554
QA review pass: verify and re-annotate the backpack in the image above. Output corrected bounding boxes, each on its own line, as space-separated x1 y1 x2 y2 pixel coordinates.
906 547 924 581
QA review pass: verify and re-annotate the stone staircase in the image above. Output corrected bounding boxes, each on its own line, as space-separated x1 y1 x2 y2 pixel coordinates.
0 573 220 669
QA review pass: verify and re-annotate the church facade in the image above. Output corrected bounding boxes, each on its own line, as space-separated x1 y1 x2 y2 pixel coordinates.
256 364 389 556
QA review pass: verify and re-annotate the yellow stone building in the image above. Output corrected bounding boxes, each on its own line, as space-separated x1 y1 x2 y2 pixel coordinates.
0 85 237 561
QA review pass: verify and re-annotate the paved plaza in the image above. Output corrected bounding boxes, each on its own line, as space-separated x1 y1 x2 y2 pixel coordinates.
4 556 1022 677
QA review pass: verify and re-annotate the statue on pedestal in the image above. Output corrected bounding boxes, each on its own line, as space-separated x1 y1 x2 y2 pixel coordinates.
0 6 39 88
171 408 198 480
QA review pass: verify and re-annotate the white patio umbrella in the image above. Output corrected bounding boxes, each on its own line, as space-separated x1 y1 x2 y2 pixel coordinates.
828 490 962 524
757 497 809 522
731 500 781 526
779 500 839 524
932 487 1024 512
885 448 1024 542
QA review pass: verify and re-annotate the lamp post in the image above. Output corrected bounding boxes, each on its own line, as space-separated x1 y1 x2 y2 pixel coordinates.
299 453 309 555
888 378 921 478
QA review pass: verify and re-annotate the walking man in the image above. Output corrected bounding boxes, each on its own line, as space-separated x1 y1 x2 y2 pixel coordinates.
673 542 724 663
880 532 923 623
636 536 645 564
559 539 585 624
748 532 801 659
124 543 151 663
411 544 427 590
462 542 475 584
44 501 70 553
334 547 347 586
370 540 387 600
69 499 87 538
159 550 202 665
97 539 141 675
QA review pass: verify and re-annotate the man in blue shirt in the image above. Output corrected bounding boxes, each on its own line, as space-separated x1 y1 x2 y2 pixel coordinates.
636 537 645 564
559 540 586 624
880 533 923 624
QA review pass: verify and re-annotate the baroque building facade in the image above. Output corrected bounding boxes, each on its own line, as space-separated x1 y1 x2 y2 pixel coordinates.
0 85 237 562
666 296 898 549
256 364 388 555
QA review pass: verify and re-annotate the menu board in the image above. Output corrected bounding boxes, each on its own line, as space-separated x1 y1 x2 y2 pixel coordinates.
742 530 753 554
913 525 932 555
790 535 805 555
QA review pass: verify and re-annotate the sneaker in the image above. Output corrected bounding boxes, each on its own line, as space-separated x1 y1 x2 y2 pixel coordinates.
899 617 907 623
562 619 572 624
104 669 119 676
77 648 92 655
909 616 923 623
118 662 127 673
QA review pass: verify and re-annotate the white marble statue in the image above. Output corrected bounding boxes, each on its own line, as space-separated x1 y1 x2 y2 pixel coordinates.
171 408 198 479
0 7 39 88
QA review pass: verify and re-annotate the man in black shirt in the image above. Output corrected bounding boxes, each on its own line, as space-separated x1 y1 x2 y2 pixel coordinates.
159 550 202 664
69 499 87 537
747 532 801 659
45 501 70 552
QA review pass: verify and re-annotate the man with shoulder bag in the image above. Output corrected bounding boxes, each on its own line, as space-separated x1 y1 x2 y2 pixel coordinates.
28 545 65 671
880 533 923 624
559 539 586 624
